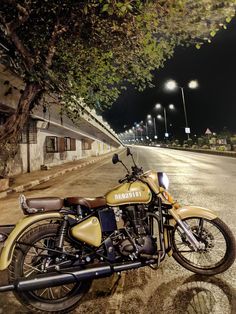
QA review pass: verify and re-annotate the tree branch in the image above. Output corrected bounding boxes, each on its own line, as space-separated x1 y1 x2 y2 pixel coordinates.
16 3 30 25
45 22 67 69
1 1 30 31
5 23 34 70
0 13 34 71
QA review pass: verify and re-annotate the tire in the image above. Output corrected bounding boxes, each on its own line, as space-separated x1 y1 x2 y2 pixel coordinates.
172 217 236 275
9 223 92 313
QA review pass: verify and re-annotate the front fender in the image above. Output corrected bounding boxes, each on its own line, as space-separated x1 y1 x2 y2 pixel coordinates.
169 206 218 228
176 205 218 221
0 212 63 271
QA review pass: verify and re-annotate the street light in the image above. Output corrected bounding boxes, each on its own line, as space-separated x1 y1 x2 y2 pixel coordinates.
156 103 175 139
146 114 158 141
155 103 162 110
169 104 175 110
188 80 198 89
165 80 177 91
165 79 199 139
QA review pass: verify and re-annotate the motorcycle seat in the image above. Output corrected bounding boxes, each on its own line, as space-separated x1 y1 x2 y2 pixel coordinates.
26 197 64 212
65 196 106 209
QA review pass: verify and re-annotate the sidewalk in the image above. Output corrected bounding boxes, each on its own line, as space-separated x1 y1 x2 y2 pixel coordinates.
0 149 123 199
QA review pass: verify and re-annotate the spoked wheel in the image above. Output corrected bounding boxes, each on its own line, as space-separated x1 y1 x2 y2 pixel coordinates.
9 224 92 313
172 217 236 275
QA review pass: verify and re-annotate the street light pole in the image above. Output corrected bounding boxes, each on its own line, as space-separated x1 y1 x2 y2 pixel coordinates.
180 86 189 140
165 79 198 140
153 117 157 139
156 103 174 140
163 107 168 136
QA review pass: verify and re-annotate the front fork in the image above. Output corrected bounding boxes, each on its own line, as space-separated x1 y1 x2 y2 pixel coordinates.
169 208 201 251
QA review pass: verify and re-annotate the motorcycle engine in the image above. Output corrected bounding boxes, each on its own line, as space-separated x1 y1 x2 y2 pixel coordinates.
117 205 156 257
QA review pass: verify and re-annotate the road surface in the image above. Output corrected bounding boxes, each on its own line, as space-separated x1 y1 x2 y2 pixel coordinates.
0 146 235 313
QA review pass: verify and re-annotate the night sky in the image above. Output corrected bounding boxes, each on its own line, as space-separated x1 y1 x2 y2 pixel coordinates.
103 18 236 139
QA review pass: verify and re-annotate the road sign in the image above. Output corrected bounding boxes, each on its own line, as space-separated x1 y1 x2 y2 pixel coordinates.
205 128 212 135
185 127 191 134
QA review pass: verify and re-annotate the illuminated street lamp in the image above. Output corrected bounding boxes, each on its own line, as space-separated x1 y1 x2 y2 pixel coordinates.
156 103 175 139
165 79 199 139
155 103 162 110
146 111 159 140
188 80 198 89
165 80 177 91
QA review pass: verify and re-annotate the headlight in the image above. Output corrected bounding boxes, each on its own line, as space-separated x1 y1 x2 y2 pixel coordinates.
157 172 169 190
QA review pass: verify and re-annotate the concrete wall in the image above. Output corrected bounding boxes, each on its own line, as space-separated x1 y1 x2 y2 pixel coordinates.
15 127 115 174
19 128 80 173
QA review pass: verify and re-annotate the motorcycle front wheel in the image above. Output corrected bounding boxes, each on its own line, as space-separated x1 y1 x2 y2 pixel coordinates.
172 217 236 275
9 223 92 313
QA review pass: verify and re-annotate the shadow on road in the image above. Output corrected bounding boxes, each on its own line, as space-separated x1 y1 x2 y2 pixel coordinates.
1 269 236 313
121 268 236 314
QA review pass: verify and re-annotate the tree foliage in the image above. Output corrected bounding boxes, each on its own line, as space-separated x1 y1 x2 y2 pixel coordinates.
0 0 235 142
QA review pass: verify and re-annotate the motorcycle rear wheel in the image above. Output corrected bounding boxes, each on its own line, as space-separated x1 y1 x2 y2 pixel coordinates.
9 223 92 313
172 217 236 275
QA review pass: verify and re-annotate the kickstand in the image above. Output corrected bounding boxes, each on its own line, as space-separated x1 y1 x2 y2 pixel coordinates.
149 253 161 270
108 272 122 295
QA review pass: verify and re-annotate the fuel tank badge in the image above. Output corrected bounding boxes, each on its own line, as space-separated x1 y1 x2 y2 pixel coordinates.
114 191 142 200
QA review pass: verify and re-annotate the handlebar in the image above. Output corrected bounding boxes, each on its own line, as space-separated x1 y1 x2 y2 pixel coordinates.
131 166 143 175
118 174 133 184
118 165 143 184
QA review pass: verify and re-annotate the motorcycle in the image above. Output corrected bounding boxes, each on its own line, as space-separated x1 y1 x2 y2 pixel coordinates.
0 147 235 313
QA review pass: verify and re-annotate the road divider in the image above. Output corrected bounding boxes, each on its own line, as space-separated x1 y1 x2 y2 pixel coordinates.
161 146 236 158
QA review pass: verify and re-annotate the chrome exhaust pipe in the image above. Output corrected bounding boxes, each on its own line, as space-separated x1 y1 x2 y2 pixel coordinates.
0 261 142 293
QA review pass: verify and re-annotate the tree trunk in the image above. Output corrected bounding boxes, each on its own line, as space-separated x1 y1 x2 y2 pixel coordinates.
0 82 42 143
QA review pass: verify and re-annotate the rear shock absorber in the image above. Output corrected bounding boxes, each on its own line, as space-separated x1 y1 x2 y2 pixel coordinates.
56 215 68 250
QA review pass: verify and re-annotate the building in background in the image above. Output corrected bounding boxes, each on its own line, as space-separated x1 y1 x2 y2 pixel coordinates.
0 64 121 175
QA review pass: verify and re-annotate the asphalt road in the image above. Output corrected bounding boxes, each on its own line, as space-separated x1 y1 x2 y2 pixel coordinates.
0 146 235 314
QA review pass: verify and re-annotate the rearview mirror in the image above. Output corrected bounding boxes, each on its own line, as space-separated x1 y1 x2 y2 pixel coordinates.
112 153 120 164
126 147 131 156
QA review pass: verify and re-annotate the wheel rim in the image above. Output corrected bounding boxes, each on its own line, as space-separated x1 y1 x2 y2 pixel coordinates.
22 232 80 303
173 218 228 269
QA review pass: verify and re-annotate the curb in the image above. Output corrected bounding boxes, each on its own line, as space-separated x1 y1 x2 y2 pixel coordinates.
0 150 123 200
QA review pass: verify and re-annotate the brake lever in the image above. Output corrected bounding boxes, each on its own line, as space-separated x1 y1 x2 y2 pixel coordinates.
118 174 134 184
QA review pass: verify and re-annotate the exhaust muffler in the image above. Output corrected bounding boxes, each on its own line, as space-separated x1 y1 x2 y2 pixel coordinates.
0 261 142 293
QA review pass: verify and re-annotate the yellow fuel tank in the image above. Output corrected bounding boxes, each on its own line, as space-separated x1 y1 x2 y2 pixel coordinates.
106 181 152 206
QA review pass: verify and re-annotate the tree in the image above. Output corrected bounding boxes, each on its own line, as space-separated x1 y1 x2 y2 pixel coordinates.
0 0 235 144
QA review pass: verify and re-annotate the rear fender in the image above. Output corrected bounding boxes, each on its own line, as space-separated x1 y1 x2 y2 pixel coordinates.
0 212 63 271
